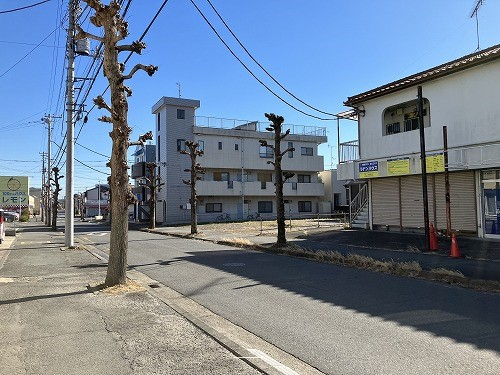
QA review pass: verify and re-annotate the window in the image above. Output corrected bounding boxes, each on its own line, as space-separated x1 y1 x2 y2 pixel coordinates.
297 174 311 183
298 201 312 212
291 182 297 190
157 135 160 161
157 113 160 131
383 101 429 136
259 145 273 158
235 143 239 151
258 201 273 213
177 139 186 152
227 180 233 189
288 142 294 158
218 141 223 150
301 147 313 156
214 172 230 181
206 203 222 213
386 122 400 135
197 140 204 152
177 109 185 119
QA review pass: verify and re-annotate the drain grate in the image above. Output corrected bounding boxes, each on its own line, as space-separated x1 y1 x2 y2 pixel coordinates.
149 283 160 289
223 262 246 267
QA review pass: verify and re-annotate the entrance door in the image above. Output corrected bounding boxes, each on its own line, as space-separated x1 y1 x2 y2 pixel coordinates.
482 170 500 237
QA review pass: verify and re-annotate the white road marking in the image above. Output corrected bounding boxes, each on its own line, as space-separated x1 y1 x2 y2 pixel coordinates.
246 349 300 375
0 277 14 283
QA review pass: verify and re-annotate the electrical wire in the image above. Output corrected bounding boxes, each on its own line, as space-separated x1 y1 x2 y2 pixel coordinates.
75 141 110 159
204 0 336 117
0 12 68 78
75 158 110 175
0 0 52 15
189 0 333 121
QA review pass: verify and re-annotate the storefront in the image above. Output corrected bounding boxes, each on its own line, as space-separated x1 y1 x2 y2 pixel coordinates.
481 170 500 237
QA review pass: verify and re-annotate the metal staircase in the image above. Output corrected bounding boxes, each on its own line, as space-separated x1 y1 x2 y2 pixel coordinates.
349 183 369 229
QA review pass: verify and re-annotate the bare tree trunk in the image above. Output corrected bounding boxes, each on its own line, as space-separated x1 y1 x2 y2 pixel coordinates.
261 113 295 247
181 141 204 235
76 1 158 287
50 167 63 231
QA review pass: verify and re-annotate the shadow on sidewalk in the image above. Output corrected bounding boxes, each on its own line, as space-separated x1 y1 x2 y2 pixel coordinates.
0 289 91 306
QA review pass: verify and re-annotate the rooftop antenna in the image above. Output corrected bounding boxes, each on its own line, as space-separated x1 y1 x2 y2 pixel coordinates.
469 0 484 51
176 82 181 98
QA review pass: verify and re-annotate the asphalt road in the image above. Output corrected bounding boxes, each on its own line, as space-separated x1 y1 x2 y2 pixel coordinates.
78 224 500 375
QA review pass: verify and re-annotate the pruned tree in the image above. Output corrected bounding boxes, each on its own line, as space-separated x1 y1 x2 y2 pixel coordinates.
75 1 157 287
139 162 164 230
50 167 64 231
260 113 295 246
180 141 205 234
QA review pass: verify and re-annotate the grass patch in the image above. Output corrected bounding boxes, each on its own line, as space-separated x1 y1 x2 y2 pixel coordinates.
429 267 464 277
219 237 256 248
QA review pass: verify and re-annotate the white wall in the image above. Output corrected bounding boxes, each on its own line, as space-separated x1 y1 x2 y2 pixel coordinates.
359 60 500 161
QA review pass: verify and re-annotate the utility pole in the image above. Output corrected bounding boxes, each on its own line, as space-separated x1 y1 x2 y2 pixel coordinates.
42 115 54 226
65 0 76 247
417 86 430 251
40 152 47 222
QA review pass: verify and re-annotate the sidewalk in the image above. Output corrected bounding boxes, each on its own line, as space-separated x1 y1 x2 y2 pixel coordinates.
137 222 500 283
0 223 261 375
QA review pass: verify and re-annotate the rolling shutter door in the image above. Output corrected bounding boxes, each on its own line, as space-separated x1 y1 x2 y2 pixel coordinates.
434 171 476 233
372 177 400 226
401 175 435 229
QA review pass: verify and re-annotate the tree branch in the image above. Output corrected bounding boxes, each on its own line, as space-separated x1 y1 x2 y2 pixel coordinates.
75 24 103 43
94 96 112 113
122 64 158 81
117 40 146 54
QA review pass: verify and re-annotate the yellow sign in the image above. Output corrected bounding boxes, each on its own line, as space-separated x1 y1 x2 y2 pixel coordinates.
387 158 410 175
425 153 445 173
0 176 30 208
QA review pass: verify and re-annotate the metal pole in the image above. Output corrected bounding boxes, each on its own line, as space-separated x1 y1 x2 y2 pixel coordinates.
65 0 76 247
46 116 52 226
98 181 101 216
41 152 46 222
417 86 430 250
337 117 341 164
443 126 452 237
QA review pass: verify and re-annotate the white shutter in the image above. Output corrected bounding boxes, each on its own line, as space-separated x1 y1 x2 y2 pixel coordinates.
372 177 400 227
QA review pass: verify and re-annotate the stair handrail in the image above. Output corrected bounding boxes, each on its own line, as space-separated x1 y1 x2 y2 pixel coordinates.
349 183 368 225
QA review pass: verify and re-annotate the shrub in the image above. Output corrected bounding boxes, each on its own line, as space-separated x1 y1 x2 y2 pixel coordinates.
20 208 30 222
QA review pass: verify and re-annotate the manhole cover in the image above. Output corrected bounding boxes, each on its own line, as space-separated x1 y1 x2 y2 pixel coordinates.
223 263 245 267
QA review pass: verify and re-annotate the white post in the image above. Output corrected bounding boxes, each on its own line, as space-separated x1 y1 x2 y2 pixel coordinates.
98 181 101 216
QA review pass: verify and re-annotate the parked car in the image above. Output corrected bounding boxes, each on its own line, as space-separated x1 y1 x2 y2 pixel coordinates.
3 211 19 222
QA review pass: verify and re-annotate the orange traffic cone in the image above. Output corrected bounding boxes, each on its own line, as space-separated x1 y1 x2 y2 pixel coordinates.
429 223 439 251
449 233 462 258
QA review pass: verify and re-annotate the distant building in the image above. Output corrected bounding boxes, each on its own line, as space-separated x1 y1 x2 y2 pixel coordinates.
318 170 349 213
152 97 327 224
131 143 156 221
83 184 109 218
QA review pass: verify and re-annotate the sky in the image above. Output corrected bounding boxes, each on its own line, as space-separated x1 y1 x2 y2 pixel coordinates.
1 0 499 195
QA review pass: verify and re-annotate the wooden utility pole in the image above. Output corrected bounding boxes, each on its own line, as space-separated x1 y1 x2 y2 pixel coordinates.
443 126 452 237
75 1 158 287
180 141 205 234
260 113 295 246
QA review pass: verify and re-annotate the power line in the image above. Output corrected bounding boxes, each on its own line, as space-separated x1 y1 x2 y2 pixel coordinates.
0 0 52 15
75 157 110 175
189 0 333 121
0 12 68 78
204 0 336 117
75 141 110 159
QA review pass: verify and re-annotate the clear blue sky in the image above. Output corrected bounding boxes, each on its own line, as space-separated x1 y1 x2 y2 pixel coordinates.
1 0 499 194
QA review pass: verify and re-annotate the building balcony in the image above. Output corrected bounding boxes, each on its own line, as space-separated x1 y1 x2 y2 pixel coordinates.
197 180 324 197
195 116 327 137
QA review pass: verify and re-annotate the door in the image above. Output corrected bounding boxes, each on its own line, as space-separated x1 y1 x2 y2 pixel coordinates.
482 170 500 237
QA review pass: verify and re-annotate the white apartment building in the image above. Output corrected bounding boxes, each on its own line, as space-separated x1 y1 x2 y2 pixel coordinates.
337 44 500 238
131 143 156 221
152 97 327 224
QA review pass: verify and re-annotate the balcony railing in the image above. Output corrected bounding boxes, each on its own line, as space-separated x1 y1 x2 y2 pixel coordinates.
339 139 359 163
195 116 326 137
